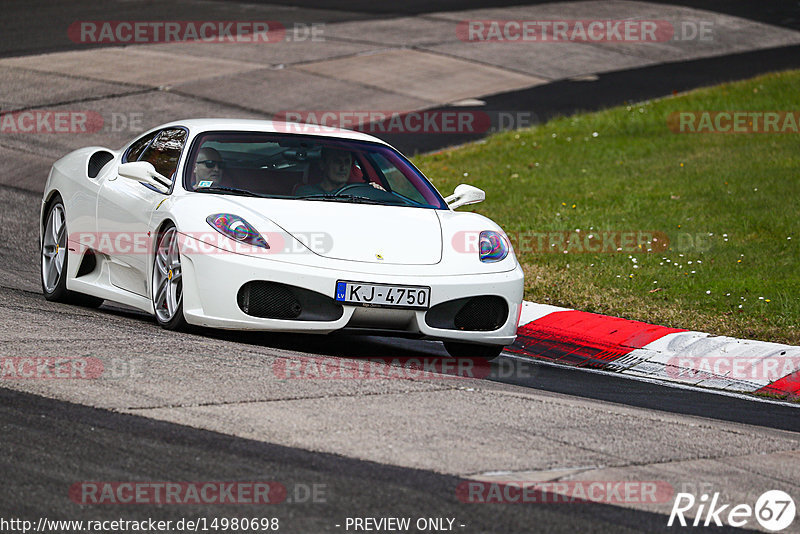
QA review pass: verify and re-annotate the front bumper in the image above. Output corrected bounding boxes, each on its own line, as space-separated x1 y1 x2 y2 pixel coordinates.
179 236 524 346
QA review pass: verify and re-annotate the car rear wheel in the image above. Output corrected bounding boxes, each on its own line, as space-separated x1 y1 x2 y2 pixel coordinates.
152 224 188 330
443 341 504 360
41 197 103 307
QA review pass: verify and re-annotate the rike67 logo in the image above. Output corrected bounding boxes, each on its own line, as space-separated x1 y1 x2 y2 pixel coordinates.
669 490 795 531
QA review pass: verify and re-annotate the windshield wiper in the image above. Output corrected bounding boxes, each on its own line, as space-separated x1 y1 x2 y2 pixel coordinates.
196 186 266 198
295 193 385 205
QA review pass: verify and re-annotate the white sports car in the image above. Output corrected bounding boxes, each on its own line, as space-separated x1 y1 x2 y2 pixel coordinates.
40 119 523 358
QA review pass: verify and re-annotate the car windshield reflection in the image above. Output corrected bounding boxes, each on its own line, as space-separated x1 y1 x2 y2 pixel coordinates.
184 133 447 209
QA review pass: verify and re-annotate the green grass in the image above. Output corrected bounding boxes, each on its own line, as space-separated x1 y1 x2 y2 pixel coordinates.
413 70 800 344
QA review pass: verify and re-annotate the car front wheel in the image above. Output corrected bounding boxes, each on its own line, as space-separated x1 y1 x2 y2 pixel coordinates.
152 224 188 330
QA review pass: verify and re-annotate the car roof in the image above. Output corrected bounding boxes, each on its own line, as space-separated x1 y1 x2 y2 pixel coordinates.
156 118 391 146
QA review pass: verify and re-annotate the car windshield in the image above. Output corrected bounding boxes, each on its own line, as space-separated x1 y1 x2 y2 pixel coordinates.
183 132 448 209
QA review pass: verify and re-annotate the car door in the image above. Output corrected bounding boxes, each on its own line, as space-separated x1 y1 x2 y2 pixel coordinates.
96 127 188 296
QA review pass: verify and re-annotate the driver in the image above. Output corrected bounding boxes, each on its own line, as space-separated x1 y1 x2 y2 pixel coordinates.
192 147 226 188
295 147 353 195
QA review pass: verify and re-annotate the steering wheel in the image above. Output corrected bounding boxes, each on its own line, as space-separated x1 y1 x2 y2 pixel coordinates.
334 183 372 195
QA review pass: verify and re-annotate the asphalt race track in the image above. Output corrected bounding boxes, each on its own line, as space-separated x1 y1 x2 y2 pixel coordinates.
2 1 800 533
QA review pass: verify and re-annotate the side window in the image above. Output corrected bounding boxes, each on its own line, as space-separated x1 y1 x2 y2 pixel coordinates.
124 131 158 162
139 128 188 179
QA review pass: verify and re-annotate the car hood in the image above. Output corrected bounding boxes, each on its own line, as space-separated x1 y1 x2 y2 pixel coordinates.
240 199 443 265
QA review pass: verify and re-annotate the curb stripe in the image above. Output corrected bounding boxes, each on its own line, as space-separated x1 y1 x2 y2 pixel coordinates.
510 310 685 368
512 302 800 399
756 371 800 396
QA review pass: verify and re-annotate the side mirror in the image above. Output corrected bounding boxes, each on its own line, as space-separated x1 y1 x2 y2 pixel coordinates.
118 162 170 193
445 184 485 210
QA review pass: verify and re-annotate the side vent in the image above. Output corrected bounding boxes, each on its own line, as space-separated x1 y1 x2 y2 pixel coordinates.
76 250 98 277
88 151 114 178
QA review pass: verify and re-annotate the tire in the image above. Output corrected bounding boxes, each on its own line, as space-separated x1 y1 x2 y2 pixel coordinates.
443 341 504 360
41 196 104 308
152 223 188 331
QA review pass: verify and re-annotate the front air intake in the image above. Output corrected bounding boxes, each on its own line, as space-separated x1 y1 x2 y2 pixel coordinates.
237 282 343 321
238 282 302 319
454 296 508 331
425 296 508 331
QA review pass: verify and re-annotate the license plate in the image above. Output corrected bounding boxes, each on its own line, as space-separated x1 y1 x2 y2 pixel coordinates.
335 281 431 309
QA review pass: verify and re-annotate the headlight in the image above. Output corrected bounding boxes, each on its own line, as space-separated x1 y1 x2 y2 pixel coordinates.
479 230 508 262
206 214 269 249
